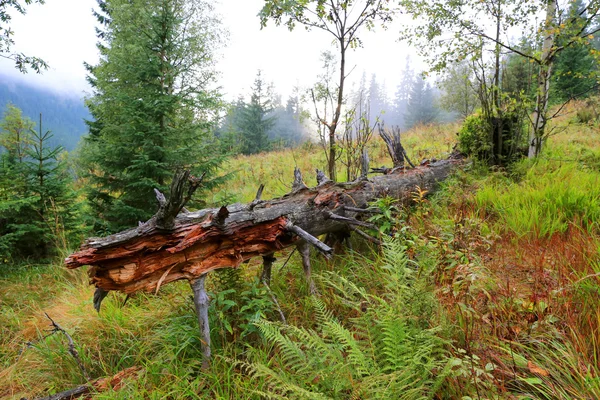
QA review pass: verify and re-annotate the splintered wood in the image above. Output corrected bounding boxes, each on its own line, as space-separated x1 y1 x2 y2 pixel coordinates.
65 154 463 295
67 217 291 293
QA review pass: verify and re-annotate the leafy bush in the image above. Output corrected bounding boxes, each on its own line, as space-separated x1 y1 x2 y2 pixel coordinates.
458 107 527 164
457 113 491 158
210 268 276 345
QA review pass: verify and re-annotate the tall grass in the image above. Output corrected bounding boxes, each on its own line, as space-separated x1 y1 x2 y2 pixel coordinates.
476 160 600 237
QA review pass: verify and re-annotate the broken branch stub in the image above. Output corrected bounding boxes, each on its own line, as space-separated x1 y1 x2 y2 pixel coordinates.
154 170 205 230
65 152 463 299
292 167 308 191
316 169 331 185
285 221 333 258
378 123 415 169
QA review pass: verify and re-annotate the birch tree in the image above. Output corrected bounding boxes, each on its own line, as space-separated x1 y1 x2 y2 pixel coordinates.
260 0 394 180
0 0 48 72
401 0 600 158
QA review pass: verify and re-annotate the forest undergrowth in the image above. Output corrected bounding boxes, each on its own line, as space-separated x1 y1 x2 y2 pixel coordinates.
1 104 600 399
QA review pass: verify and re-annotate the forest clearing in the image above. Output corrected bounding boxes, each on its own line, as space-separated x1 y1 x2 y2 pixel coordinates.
2 103 600 398
3 0 600 398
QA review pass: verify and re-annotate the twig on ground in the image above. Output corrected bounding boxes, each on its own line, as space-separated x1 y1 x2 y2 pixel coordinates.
44 313 90 381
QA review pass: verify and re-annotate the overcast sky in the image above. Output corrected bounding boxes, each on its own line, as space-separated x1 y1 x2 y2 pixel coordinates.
0 0 422 101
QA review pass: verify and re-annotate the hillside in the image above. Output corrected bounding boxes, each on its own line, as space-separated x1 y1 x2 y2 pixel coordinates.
0 76 89 151
2 104 600 398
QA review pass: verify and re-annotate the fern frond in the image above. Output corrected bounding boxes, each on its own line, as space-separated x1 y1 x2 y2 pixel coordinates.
234 359 332 400
316 271 370 302
360 369 437 399
310 296 335 327
382 236 410 269
323 317 374 377
256 320 308 372
279 323 339 376
377 312 409 373
240 238 449 399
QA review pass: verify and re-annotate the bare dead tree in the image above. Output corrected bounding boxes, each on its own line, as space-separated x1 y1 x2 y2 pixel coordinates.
339 93 379 181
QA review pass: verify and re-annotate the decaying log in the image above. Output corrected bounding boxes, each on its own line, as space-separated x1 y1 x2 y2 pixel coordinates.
65 152 463 366
65 153 464 297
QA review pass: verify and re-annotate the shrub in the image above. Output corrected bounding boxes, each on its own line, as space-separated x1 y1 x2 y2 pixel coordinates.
458 109 527 164
458 113 491 158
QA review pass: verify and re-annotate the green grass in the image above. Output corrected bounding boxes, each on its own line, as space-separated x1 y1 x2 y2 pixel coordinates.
475 160 600 237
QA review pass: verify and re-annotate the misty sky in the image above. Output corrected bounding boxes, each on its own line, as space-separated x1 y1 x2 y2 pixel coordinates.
0 0 422 101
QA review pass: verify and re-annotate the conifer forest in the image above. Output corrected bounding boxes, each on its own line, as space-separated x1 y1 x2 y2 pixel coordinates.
3 0 600 398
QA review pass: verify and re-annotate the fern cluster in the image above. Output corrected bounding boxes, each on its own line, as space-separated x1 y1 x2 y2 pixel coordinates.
238 238 450 399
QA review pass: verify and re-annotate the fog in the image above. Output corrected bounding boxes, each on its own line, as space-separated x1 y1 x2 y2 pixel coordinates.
0 0 426 102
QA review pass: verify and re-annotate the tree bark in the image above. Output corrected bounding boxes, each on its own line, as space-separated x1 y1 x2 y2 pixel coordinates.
327 36 347 182
65 153 464 296
529 0 557 158
378 124 415 169
190 274 211 368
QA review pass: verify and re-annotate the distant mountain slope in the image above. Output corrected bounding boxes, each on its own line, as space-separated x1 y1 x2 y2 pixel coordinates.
0 76 90 151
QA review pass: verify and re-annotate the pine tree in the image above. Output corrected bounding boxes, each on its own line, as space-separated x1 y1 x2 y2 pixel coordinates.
502 37 537 100
25 115 80 257
551 0 598 102
439 62 479 119
282 87 309 145
81 0 223 233
351 71 369 116
0 104 33 163
269 88 308 147
0 105 35 259
0 107 79 261
367 73 386 125
217 86 307 153
238 71 276 155
216 97 246 154
405 75 438 129
390 57 415 129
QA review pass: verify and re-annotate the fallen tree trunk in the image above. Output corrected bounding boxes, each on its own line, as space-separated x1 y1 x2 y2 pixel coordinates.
66 153 463 294
65 151 463 366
